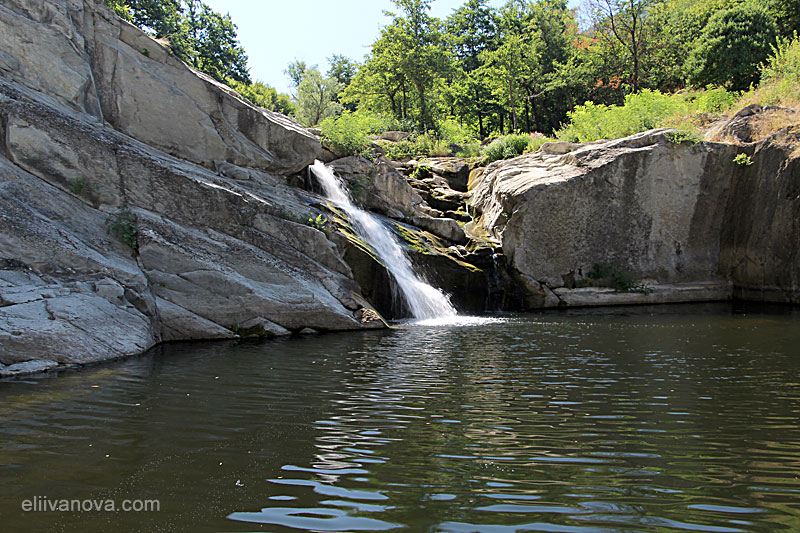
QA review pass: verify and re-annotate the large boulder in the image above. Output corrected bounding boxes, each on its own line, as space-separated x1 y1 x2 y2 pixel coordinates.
0 0 320 174
472 125 800 307
471 130 742 306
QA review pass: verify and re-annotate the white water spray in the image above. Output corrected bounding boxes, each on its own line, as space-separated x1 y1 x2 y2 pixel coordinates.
310 160 457 321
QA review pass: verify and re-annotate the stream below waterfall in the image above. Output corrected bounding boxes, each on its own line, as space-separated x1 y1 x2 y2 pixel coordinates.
2 303 799 532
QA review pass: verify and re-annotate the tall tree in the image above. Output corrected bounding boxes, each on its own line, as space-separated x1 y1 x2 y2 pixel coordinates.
127 0 182 38
391 0 452 130
446 0 499 137
588 0 650 91
293 68 343 126
285 60 309 88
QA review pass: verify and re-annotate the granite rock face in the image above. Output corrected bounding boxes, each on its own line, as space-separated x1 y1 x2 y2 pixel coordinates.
0 0 320 173
0 0 381 375
472 126 800 307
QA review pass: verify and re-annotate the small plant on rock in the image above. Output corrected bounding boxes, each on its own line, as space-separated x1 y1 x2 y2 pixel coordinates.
733 153 754 166
664 129 701 145
587 263 652 293
106 206 138 252
306 213 328 232
69 177 100 195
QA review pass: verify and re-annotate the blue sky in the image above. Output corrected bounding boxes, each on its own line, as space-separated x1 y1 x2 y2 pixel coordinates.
203 0 580 94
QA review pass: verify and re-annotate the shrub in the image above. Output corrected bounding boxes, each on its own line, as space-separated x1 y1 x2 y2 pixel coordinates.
305 213 328 231
69 178 100 195
482 134 533 163
664 129 701 145
106 206 138 252
438 118 477 145
586 263 651 293
738 33 800 108
456 143 483 158
524 135 558 154
319 111 392 156
378 133 452 160
733 153 754 166
556 89 737 143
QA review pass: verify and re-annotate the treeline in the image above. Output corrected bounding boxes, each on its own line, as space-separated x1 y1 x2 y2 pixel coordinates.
333 0 797 137
107 0 798 140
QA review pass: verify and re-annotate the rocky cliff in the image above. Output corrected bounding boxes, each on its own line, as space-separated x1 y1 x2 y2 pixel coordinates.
471 122 800 307
0 0 387 376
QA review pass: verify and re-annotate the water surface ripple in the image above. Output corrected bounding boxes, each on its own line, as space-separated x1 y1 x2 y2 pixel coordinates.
1 304 799 531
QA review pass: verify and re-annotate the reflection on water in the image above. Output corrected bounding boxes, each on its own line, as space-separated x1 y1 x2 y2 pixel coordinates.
1 303 799 532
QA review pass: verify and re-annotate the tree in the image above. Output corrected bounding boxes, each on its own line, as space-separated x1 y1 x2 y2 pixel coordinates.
103 0 133 21
127 0 182 38
767 0 800 38
293 68 343 126
445 0 499 137
327 54 359 111
685 4 778 91
588 0 650 92
285 60 309 88
227 79 294 116
389 0 452 131
327 55 358 88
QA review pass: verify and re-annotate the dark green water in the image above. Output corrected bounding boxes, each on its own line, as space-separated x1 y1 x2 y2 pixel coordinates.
1 304 800 532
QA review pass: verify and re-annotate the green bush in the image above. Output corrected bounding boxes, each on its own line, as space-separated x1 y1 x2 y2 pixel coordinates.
524 135 558 154
556 88 737 143
685 4 778 92
482 134 534 163
378 133 452 160
106 206 138 252
740 33 800 107
586 263 651 293
320 111 393 156
733 153 754 166
438 118 477 145
227 79 294 116
664 129 701 145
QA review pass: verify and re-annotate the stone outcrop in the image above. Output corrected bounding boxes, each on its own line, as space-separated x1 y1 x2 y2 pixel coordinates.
325 155 424 218
471 123 800 307
0 0 320 174
0 0 382 375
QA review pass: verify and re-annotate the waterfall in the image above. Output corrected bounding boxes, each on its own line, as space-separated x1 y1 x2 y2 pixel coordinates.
310 160 457 321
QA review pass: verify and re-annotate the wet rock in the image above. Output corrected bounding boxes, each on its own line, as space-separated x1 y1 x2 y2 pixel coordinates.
238 317 291 337
0 359 59 377
406 216 466 244
326 156 423 216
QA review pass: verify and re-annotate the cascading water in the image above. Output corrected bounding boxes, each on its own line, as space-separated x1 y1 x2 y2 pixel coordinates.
310 160 457 321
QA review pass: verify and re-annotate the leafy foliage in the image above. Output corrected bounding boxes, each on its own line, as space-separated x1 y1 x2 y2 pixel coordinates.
739 33 800 107
587 263 651 293
483 134 534 163
292 68 343 127
319 111 392 155
685 4 778 91
557 88 737 143
106 206 139 252
226 79 294 115
733 153 754 166
107 0 796 144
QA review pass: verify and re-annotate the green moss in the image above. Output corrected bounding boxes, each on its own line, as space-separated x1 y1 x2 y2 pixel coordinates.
585 263 652 293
